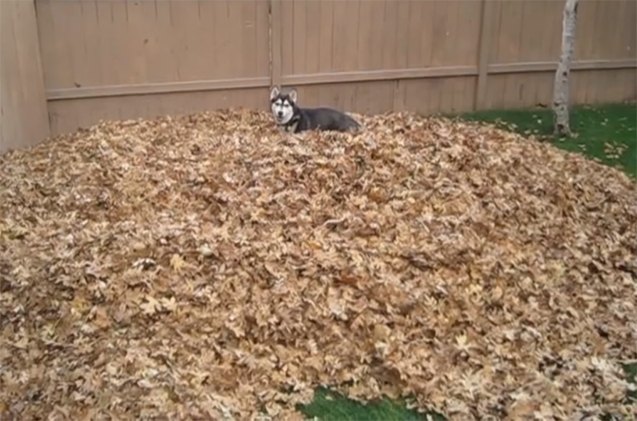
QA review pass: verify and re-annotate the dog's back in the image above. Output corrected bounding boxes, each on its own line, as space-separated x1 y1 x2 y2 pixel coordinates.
298 107 361 133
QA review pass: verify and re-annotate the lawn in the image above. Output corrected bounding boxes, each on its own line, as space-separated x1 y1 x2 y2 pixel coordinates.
300 388 442 421
460 103 636 178
298 102 637 420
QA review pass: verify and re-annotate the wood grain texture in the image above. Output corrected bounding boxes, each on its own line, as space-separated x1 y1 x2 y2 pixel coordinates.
36 0 270 88
1 0 50 154
48 87 269 135
7 0 635 140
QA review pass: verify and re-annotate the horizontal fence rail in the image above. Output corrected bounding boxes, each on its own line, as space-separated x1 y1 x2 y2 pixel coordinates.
45 59 637 101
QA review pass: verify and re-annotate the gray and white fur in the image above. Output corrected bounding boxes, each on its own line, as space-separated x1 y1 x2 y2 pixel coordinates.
269 86 361 134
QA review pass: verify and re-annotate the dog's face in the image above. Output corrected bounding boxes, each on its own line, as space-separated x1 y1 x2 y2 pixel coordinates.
270 86 297 125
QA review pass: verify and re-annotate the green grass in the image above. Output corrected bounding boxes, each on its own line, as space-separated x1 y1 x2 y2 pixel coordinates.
459 103 637 177
297 103 637 420
298 388 442 421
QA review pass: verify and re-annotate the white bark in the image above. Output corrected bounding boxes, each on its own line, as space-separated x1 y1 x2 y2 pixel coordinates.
553 0 580 136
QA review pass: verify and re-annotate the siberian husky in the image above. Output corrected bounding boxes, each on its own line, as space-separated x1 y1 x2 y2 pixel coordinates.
269 86 361 133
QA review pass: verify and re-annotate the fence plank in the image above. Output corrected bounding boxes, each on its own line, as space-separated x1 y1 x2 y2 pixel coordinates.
269 0 282 87
475 0 496 110
1 0 50 154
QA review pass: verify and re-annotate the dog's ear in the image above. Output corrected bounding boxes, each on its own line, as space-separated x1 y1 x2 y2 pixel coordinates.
288 89 297 103
270 86 280 101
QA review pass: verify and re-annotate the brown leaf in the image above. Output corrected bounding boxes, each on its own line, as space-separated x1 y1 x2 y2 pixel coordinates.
0 109 635 419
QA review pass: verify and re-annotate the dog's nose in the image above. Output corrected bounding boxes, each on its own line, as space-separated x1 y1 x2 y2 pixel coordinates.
277 111 283 117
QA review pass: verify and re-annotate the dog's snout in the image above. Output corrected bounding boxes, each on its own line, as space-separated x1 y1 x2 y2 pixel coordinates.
277 111 283 117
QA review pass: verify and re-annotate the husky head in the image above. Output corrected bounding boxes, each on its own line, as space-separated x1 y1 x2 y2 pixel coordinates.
270 86 297 125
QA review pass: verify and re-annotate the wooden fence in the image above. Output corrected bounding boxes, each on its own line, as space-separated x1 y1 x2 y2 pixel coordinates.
1 0 50 153
1 0 636 153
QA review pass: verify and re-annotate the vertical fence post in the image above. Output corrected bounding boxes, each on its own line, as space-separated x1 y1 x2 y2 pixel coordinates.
269 0 282 89
475 0 496 110
0 0 50 154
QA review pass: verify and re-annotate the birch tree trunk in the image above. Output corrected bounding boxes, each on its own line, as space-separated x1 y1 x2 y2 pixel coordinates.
553 0 580 136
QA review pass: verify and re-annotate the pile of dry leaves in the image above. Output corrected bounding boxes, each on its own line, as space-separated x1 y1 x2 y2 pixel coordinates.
1 109 636 420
